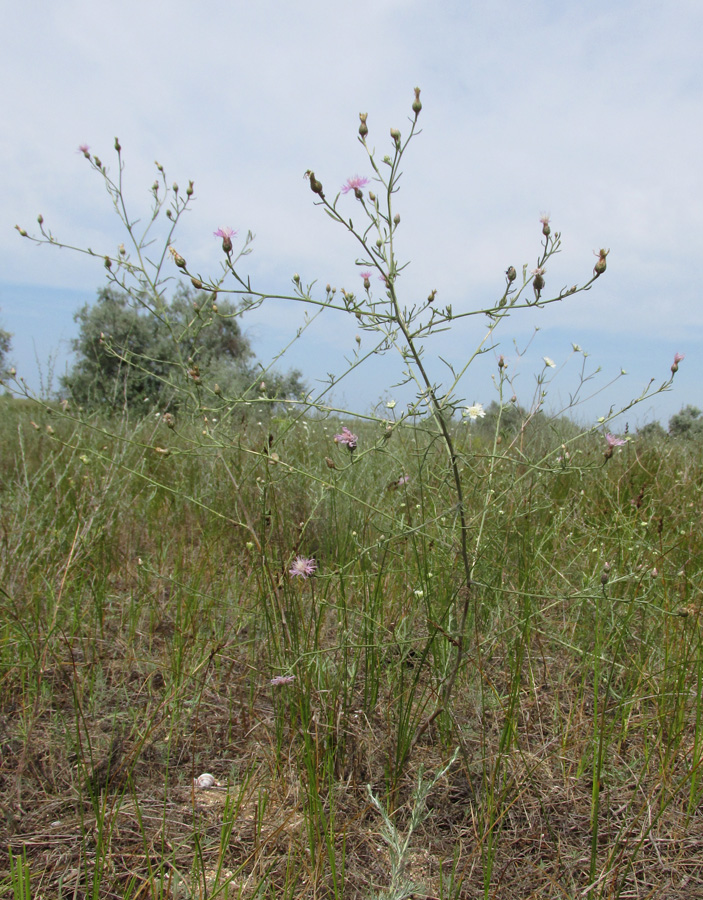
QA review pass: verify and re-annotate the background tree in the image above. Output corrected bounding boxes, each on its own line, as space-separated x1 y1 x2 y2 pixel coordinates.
61 284 305 412
668 405 703 439
0 311 12 379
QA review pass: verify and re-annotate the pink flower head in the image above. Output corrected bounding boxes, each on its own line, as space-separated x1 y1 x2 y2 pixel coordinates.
334 426 358 451
539 213 550 226
397 475 410 486
605 433 626 450
341 175 370 195
289 556 317 578
214 227 237 240
214 226 237 253
77 144 90 156
360 271 372 280
673 352 685 364
270 674 296 686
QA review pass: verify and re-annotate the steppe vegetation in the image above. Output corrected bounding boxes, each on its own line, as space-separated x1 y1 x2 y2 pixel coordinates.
2 90 702 898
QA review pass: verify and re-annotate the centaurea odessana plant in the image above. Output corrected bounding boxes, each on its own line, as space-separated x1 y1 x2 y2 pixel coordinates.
14 90 683 752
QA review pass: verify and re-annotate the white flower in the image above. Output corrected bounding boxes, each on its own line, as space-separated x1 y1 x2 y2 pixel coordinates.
386 400 396 409
414 589 424 599
543 357 556 368
463 403 485 422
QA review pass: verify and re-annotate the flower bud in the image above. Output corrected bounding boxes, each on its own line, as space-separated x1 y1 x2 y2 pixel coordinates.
498 355 506 370
15 226 28 237
94 157 102 168
37 214 44 225
114 137 121 152
174 254 186 269
325 457 337 469
593 248 609 277
306 170 324 198
412 87 422 116
369 191 376 203
390 128 401 146
393 214 400 226
191 277 203 290
506 266 516 282
186 180 194 197
532 267 545 298
104 256 112 269
359 112 368 139
427 289 437 303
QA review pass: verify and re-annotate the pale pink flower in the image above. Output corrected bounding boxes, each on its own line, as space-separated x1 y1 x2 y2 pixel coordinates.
334 426 358 450
78 144 90 156
270 674 296 686
289 556 317 578
605 433 626 450
213 226 237 239
360 271 373 280
341 175 370 195
673 352 685 365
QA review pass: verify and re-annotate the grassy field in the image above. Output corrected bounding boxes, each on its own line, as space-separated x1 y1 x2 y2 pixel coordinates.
1 396 702 899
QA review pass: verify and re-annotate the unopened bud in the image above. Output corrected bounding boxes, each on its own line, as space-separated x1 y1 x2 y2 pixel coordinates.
532 267 545 298
393 214 400 226
259 381 266 392
325 457 337 469
593 248 609 277
214 383 222 395
390 127 401 145
186 180 194 197
191 277 203 290
174 254 186 269
427 289 437 303
172 182 178 194
306 170 324 198
37 214 43 225
293 273 300 284
506 266 516 282
15 226 28 237
93 157 102 168
152 181 159 193
359 112 368 139
114 137 121 152
412 87 422 116
498 355 506 370
104 256 112 269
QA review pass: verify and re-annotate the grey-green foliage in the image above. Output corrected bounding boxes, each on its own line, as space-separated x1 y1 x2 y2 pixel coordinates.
0 310 12 378
668 405 703 440
61 284 305 412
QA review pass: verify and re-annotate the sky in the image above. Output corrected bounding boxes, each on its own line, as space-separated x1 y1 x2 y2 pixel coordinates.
2 0 701 428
